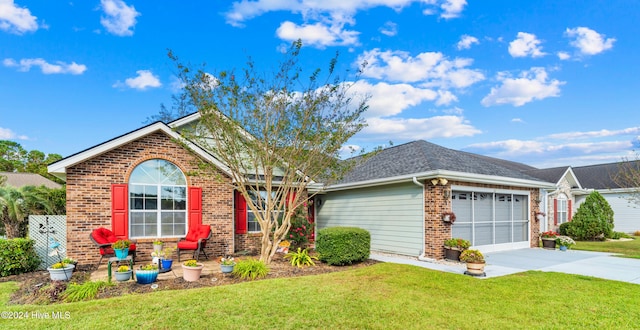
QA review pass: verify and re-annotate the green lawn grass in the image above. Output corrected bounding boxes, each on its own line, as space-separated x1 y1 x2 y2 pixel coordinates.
572 236 640 258
1 263 639 329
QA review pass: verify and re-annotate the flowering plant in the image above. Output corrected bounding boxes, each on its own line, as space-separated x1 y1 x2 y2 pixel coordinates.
541 231 558 239
116 265 130 272
288 202 313 248
220 256 235 266
140 264 158 271
112 239 131 249
556 236 576 247
183 259 198 267
460 249 485 263
444 238 471 250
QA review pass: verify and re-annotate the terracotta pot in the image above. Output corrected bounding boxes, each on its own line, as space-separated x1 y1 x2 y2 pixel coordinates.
182 263 204 282
465 262 485 275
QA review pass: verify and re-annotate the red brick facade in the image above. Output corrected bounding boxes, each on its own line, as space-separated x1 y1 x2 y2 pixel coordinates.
65 132 235 265
422 180 542 259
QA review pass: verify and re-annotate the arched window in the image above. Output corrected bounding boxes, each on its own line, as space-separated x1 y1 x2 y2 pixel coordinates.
129 159 187 238
556 193 568 224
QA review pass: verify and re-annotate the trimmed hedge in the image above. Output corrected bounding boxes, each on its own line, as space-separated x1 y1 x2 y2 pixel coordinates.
316 227 370 266
0 238 41 277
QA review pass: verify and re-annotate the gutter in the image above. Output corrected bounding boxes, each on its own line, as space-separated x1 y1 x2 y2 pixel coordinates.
412 177 426 258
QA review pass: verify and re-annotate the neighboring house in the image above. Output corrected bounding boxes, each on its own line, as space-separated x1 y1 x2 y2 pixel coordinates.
527 161 640 234
1 172 62 189
313 141 555 259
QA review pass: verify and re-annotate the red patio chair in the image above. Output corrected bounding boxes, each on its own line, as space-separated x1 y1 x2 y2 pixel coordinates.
89 227 137 267
177 224 212 262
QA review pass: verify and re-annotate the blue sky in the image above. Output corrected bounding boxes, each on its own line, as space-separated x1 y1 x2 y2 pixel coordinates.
1 0 638 169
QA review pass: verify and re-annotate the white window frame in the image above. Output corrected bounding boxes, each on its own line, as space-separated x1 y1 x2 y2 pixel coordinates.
557 193 568 224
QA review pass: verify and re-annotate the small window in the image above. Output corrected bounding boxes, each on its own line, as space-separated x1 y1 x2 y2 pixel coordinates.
245 190 283 233
557 194 568 224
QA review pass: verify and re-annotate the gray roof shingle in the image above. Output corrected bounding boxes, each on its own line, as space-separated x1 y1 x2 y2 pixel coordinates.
338 140 544 184
1 172 62 189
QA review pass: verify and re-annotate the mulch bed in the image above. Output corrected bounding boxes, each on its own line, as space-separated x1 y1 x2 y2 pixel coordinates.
1 254 378 305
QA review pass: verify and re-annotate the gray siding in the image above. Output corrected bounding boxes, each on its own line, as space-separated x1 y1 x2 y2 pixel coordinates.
316 182 423 256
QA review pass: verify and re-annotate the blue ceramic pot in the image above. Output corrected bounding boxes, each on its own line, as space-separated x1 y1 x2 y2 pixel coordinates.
114 248 129 260
161 259 173 269
136 269 158 284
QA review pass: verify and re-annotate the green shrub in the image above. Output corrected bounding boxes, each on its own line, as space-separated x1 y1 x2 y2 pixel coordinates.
610 231 632 239
559 191 614 240
316 227 370 266
0 238 41 276
232 258 269 280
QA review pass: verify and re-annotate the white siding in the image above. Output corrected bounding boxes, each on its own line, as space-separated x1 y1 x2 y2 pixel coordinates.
583 192 640 233
316 182 423 256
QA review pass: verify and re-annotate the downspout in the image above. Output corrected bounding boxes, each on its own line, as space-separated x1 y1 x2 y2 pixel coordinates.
412 177 427 260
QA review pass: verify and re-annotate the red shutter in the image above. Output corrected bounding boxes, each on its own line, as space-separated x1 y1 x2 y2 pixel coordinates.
568 200 572 221
235 190 247 234
111 184 128 239
553 199 558 226
188 187 203 231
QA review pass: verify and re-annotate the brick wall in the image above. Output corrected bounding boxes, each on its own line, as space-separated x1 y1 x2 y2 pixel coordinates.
66 131 234 266
234 233 262 254
423 180 542 259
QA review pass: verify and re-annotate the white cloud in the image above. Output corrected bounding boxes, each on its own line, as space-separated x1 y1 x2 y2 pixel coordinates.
362 115 480 140
0 0 39 34
358 49 484 89
511 118 524 123
456 34 478 50
350 80 438 117
508 32 546 58
557 51 570 60
276 19 359 48
548 127 640 140
565 27 615 55
113 70 162 90
0 127 28 140
435 90 458 106
440 0 467 19
3 57 87 74
379 21 397 37
481 67 564 107
100 0 140 36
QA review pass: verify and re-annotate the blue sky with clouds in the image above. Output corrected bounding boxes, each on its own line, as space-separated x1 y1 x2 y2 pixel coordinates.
1 0 638 168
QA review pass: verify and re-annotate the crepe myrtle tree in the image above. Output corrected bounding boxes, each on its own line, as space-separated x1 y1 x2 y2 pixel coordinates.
170 40 370 264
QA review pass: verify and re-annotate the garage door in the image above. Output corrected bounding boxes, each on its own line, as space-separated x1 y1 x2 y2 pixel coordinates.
316 182 424 256
452 189 530 253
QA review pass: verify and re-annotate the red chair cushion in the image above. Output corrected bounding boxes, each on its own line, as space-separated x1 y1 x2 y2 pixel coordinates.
185 225 210 242
92 227 117 244
177 241 198 250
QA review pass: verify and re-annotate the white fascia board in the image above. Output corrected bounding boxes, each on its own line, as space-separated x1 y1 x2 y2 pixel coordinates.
168 112 201 129
321 170 556 192
47 122 233 180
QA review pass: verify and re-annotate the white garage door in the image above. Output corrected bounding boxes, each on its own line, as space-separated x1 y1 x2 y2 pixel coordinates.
452 188 530 253
316 182 424 256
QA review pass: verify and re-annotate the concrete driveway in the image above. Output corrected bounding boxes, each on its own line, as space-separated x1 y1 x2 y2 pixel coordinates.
371 248 640 284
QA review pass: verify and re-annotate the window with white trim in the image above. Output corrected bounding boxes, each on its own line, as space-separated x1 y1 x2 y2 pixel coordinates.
129 159 187 238
246 190 283 233
557 194 568 224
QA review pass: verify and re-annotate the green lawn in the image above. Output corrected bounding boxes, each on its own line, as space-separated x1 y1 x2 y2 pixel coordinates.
572 236 640 258
1 263 639 329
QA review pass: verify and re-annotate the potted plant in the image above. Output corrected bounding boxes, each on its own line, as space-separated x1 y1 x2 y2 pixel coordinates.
136 264 159 284
114 265 132 282
153 239 164 254
46 261 75 281
442 211 456 223
161 247 175 270
556 236 576 251
540 231 558 250
443 238 471 261
112 239 131 260
220 256 236 273
182 259 204 282
460 249 485 276
62 257 78 271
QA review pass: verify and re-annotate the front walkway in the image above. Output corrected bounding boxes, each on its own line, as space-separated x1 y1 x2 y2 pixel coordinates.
371 248 640 284
90 258 223 282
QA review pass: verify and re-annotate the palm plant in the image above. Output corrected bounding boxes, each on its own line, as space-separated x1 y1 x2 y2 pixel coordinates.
0 185 59 238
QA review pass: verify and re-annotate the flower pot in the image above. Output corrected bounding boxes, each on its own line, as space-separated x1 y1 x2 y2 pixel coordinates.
182 263 204 282
559 245 568 251
114 248 129 260
115 270 132 282
465 262 485 276
153 244 163 254
541 238 556 250
443 247 462 261
135 269 159 284
47 264 75 281
220 264 235 274
161 259 173 269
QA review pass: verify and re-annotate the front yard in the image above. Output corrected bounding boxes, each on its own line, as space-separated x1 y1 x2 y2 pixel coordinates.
1 262 639 329
572 236 640 258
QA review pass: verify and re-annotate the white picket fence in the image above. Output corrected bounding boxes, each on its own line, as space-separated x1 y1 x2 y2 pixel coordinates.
28 215 67 269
